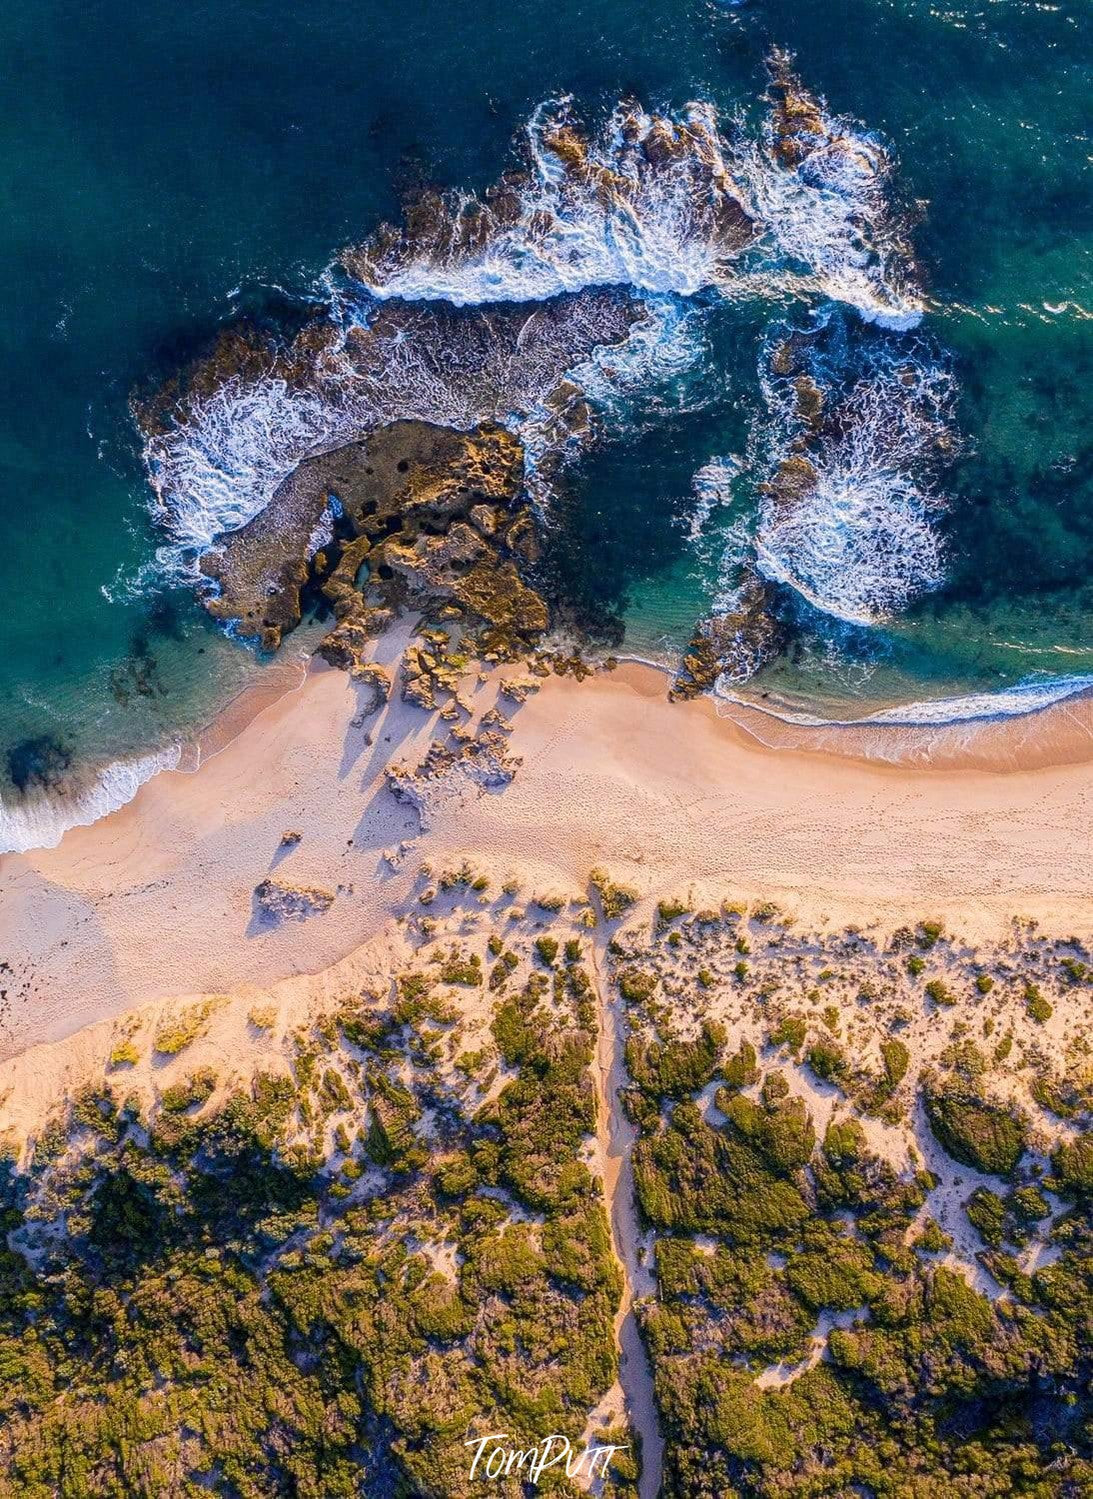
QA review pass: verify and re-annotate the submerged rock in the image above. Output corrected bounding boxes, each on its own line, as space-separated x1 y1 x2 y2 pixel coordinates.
6 735 73 794
670 574 787 698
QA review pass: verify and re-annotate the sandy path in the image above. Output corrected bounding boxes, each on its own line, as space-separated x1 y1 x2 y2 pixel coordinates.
591 923 664 1497
1 658 1089 1059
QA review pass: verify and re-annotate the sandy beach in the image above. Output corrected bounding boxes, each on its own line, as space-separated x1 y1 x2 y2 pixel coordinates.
1 649 1089 1063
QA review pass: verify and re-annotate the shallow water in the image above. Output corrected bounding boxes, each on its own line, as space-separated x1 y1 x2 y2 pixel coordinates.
0 0 1090 848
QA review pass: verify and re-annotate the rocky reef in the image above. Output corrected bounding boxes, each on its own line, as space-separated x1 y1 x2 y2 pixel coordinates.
670 576 788 700
339 98 755 295
198 418 552 677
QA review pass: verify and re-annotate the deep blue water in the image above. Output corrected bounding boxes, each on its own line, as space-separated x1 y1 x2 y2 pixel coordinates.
0 0 1090 847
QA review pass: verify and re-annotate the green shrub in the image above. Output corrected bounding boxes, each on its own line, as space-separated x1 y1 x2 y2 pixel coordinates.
769 1016 807 1055
153 999 219 1055
535 936 559 966
1024 983 1053 1024
965 1186 1006 1247
807 1040 846 1085
925 1087 1027 1177
881 1039 910 1086
722 1040 759 1093
589 867 638 920
617 968 657 1004
1051 1132 1093 1196
160 1068 218 1115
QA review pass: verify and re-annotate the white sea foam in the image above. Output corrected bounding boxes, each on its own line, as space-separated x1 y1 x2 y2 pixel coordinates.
144 372 356 584
689 456 741 543
0 744 181 855
350 89 921 332
753 343 954 625
142 288 706 573
735 122 922 330
715 673 1093 729
353 99 750 307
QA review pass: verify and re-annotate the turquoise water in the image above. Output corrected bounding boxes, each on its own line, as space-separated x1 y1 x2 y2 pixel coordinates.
0 0 1090 848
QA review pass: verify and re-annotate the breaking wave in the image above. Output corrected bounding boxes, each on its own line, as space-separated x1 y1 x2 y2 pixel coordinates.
0 744 181 856
735 66 923 329
717 673 1093 729
346 74 921 329
141 291 641 584
750 323 956 626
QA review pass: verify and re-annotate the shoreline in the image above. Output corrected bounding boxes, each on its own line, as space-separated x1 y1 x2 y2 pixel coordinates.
3 640 1092 860
1 643 1090 1064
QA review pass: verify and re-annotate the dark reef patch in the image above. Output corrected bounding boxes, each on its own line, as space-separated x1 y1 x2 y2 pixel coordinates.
6 735 73 795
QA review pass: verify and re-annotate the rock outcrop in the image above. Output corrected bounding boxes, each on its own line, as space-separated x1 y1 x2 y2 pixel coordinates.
254 878 335 921
197 419 552 684
670 575 787 699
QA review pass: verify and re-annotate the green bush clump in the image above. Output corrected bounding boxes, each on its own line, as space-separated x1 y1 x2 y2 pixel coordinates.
634 1101 809 1243
915 1217 952 1253
439 949 482 985
807 1040 846 1085
153 999 219 1056
722 1089 815 1173
721 1040 759 1093
627 1021 726 1101
1030 1070 1081 1120
769 1016 806 1055
1024 982 1053 1023
924 1086 1028 1178
965 1185 1007 1247
589 866 638 920
1052 1132 1093 1196
534 935 559 966
823 1117 865 1166
160 1068 217 1115
924 978 955 1007
784 1225 881 1312
881 1038 910 1087
617 967 658 1004
918 920 944 948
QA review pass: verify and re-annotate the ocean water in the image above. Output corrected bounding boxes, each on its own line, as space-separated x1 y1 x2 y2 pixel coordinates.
0 0 1090 850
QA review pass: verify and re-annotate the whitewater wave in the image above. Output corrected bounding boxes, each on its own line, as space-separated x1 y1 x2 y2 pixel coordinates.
715 673 1093 729
344 75 921 330
751 326 955 626
343 98 753 306
735 60 922 329
0 744 181 855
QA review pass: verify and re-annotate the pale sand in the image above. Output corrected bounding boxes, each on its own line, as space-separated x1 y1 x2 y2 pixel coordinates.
1 655 1090 1060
